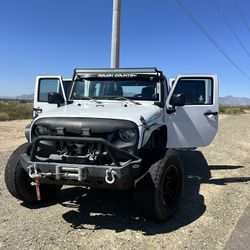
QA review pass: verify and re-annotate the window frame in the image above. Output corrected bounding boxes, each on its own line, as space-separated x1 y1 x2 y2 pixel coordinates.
38 78 63 103
172 77 214 106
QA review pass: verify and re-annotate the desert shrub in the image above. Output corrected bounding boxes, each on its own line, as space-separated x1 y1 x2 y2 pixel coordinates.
0 112 10 121
0 100 32 120
225 108 243 114
243 106 250 113
19 99 30 104
219 105 227 114
219 105 247 114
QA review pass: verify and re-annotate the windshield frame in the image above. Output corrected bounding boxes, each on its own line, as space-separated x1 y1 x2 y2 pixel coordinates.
69 77 162 102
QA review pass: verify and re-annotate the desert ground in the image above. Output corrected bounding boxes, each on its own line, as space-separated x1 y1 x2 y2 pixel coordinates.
0 115 249 250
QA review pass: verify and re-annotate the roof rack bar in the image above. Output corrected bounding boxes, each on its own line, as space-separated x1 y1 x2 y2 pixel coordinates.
74 68 160 74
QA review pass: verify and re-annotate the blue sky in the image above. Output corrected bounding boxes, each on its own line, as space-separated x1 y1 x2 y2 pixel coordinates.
0 0 250 97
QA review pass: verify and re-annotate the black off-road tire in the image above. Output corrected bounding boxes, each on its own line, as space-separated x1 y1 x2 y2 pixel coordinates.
135 149 184 221
5 143 62 204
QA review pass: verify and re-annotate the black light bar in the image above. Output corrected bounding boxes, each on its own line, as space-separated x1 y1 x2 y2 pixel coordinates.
73 68 163 80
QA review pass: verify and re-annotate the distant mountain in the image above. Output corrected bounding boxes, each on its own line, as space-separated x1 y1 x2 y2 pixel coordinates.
0 94 33 100
0 95 13 99
15 94 33 100
219 95 250 106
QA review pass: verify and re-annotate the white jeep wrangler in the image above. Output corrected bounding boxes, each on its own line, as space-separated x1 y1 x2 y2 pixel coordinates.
5 68 218 221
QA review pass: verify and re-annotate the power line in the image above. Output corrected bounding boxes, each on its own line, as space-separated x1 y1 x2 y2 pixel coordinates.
212 0 250 57
175 0 250 80
233 0 250 34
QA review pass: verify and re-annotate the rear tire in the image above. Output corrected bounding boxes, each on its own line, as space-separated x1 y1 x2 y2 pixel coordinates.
135 149 184 221
5 143 62 204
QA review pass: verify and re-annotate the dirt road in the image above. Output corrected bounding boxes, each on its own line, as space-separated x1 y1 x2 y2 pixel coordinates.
0 115 249 250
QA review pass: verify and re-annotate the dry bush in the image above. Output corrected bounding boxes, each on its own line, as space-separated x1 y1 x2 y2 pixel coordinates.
0 112 10 121
219 105 250 114
0 99 32 120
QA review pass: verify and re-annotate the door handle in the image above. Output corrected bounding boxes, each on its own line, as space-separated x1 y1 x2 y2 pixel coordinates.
204 111 218 116
33 108 42 113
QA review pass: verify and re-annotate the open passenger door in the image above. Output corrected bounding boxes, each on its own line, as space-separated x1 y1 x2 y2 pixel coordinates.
165 75 218 148
33 76 67 117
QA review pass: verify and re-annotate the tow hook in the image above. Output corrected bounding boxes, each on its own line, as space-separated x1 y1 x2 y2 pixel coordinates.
28 164 41 201
105 169 117 184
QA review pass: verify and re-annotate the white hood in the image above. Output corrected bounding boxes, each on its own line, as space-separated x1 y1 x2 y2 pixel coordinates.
36 101 162 126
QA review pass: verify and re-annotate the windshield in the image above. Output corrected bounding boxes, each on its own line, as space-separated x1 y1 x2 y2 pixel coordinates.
70 79 160 101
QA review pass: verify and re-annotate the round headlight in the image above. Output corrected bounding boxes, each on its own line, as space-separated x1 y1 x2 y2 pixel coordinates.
35 125 50 136
119 128 136 142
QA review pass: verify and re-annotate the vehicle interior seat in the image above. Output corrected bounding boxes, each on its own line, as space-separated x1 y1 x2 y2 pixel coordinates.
141 86 155 99
105 85 123 96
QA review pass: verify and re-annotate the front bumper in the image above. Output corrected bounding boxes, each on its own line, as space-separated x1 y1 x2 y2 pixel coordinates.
20 135 142 190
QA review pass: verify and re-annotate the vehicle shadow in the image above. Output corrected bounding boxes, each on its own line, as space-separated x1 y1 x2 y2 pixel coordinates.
59 150 247 235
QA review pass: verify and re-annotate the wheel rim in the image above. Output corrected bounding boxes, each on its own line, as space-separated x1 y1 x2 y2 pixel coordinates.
161 164 179 207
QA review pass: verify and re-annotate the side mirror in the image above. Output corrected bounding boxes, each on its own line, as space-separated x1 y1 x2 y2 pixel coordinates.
170 93 186 106
48 92 64 105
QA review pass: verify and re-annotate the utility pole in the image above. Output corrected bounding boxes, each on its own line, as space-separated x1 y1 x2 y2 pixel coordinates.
110 0 121 68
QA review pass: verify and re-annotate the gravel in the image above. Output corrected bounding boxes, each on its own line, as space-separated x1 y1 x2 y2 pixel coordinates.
0 115 249 250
